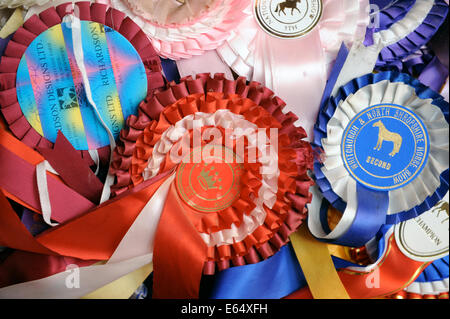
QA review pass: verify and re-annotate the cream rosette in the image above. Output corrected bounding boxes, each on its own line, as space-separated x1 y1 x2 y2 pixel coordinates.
216 0 370 140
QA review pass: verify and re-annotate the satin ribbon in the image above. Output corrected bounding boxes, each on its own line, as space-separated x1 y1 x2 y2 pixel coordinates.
331 0 439 96
286 227 431 299
312 68 449 247
38 132 103 205
209 240 357 299
290 224 350 299
153 182 207 299
0 173 174 297
210 244 306 299
176 50 233 81
253 26 327 141
65 10 116 204
319 184 389 247
0 129 96 223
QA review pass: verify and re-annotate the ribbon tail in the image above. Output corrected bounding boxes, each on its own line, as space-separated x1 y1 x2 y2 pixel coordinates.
290 224 350 299
331 184 389 247
153 183 207 299
263 29 327 141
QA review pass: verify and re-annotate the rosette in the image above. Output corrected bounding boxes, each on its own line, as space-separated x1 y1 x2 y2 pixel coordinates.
217 0 370 139
369 0 449 68
102 0 248 60
110 73 314 297
0 1 164 163
311 71 449 247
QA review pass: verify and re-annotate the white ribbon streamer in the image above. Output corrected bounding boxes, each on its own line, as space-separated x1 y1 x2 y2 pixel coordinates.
35 160 60 227
0 174 175 299
65 9 116 204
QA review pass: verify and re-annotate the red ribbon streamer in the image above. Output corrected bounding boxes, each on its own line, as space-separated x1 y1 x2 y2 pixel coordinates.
153 183 207 299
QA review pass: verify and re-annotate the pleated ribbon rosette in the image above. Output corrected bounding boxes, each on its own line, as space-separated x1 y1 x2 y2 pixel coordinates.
310 71 449 248
101 0 249 60
0 1 165 163
216 0 370 140
109 73 314 298
369 0 448 68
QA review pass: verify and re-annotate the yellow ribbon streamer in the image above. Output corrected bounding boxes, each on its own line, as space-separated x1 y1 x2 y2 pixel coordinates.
290 224 350 299
0 8 23 39
82 263 153 299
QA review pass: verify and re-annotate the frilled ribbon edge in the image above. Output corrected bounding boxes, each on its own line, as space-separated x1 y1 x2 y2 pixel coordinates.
372 0 417 32
313 71 449 224
108 0 248 60
110 72 314 274
0 1 165 164
376 0 449 67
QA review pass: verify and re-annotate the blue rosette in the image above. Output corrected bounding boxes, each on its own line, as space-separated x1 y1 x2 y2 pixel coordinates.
369 0 448 68
311 71 449 247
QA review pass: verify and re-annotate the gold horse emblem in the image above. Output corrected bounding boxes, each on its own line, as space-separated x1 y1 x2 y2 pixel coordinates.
372 120 403 157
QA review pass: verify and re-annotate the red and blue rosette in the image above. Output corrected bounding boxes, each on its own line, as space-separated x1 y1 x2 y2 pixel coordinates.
0 1 165 163
310 71 449 247
368 0 448 68
110 73 314 297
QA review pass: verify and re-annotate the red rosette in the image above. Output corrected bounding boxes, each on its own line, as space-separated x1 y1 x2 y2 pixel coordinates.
0 1 165 164
110 73 314 274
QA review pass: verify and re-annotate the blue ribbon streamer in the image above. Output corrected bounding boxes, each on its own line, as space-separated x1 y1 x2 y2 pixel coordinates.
0 35 12 60
318 184 389 247
209 243 357 299
161 58 181 83
314 71 449 228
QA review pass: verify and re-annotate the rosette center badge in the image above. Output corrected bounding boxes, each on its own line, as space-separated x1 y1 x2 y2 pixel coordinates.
254 0 322 39
176 145 243 213
341 104 430 191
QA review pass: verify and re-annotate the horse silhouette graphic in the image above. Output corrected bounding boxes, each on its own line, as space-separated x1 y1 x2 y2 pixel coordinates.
372 120 403 157
275 0 301 16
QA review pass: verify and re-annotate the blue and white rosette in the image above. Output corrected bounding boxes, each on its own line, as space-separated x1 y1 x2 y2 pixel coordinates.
368 0 448 68
310 71 449 247
405 256 449 296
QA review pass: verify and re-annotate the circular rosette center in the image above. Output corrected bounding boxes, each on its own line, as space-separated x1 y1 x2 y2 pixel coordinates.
341 104 430 191
176 145 244 213
254 0 323 39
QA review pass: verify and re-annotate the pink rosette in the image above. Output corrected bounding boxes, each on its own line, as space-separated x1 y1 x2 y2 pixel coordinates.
101 0 249 60
217 0 370 140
